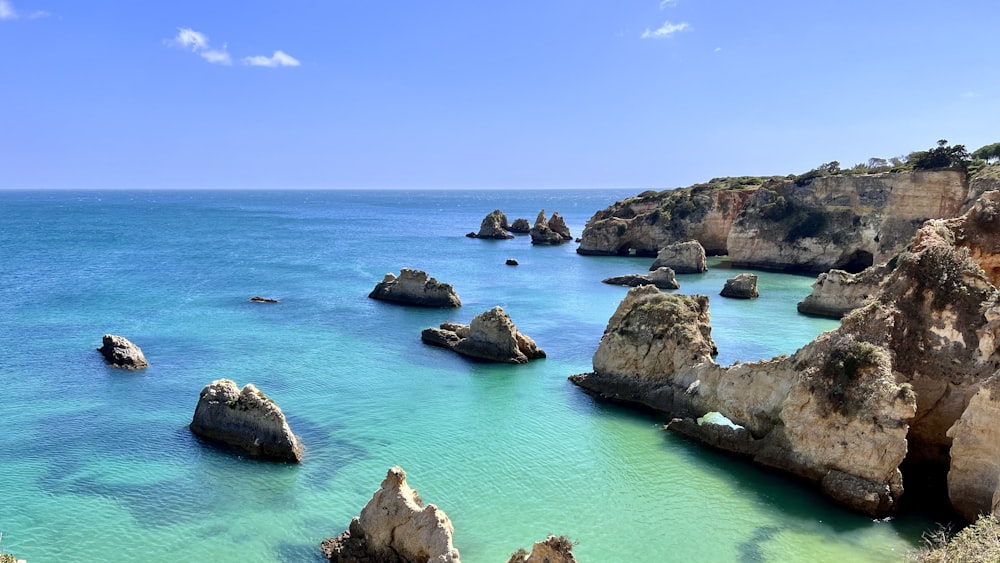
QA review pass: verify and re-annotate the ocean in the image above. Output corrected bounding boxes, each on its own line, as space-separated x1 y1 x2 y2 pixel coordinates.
0 189 930 562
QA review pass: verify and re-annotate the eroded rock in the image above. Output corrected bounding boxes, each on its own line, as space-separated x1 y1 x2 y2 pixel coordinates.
369 269 461 308
97 334 148 369
468 209 514 240
720 273 758 299
509 218 531 234
530 210 572 245
189 379 302 462
796 265 886 318
421 306 545 364
602 268 679 290
650 240 708 274
507 535 578 563
320 466 461 563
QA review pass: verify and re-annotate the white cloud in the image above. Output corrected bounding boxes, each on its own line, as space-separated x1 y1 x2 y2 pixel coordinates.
172 27 209 51
1 0 18 20
659 0 678 8
641 20 690 39
242 50 300 68
201 48 232 66
27 9 48 19
714 47 722 53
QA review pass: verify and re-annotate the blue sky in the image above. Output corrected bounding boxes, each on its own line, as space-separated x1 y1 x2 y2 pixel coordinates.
2 1 998 189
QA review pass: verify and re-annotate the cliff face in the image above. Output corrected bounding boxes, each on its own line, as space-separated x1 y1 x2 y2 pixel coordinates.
796 265 887 318
577 185 756 256
571 192 1000 518
728 170 967 273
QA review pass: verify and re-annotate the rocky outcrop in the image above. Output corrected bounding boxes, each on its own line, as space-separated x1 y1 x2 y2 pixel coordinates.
189 379 302 462
530 210 572 245
507 535 578 563
571 194 1000 518
649 240 708 274
727 170 967 273
467 209 513 239
796 265 886 318
505 258 519 266
509 218 531 234
602 268 679 290
421 306 545 364
962 164 1000 212
321 466 460 563
720 273 758 299
577 182 761 256
369 269 461 308
97 334 148 369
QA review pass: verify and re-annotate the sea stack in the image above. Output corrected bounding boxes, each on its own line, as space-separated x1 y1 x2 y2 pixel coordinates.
369 269 461 308
189 379 303 462
650 240 708 274
720 273 759 299
467 209 514 239
530 210 572 245
509 218 531 234
321 466 461 563
421 306 545 364
507 535 579 563
97 334 148 369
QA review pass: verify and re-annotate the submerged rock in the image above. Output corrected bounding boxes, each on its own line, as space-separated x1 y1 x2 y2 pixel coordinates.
507 535 579 563
650 240 708 274
468 209 514 240
97 334 148 369
530 210 572 245
369 269 461 308
421 306 545 364
602 267 680 290
720 273 758 299
189 379 302 462
321 466 461 563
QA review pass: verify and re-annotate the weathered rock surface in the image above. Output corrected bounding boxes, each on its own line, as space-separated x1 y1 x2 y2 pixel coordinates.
509 218 531 234
369 269 461 308
796 265 886 318
572 194 1000 518
650 240 708 274
727 170 966 273
530 210 572 245
97 334 148 369
321 466 461 563
602 267 679 290
468 209 513 239
720 273 758 299
421 306 545 364
189 379 302 462
507 535 578 563
962 164 1000 212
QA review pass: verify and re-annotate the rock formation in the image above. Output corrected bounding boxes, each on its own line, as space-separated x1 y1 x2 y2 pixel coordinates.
189 379 303 462
720 273 758 299
577 171 967 273
369 269 461 308
507 535 578 563
467 209 514 239
321 466 461 563
506 258 519 266
421 307 545 364
530 210 572 245
509 218 531 234
572 192 1000 518
250 295 279 303
97 334 148 369
796 266 886 318
650 240 708 274
602 267 680 290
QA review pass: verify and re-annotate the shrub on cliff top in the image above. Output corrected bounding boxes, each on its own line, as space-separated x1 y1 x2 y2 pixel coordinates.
911 514 1000 562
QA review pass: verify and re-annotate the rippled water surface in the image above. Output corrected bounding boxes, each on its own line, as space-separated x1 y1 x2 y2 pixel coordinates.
0 190 928 562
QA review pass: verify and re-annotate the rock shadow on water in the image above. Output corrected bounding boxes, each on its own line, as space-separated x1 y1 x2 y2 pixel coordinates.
737 525 781 563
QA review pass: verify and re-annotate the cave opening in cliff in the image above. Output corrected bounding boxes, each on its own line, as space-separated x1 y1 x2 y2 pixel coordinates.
837 250 874 274
897 456 955 521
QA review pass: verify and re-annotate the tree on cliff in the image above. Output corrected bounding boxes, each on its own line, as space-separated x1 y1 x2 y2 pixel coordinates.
973 142 1000 164
908 140 971 171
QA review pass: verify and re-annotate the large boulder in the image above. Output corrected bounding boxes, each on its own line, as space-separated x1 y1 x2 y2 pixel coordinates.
97 334 148 369
507 535 578 563
720 273 758 299
369 269 461 308
421 306 545 364
189 379 303 462
602 268 679 290
320 466 461 563
796 265 886 318
530 210 572 245
650 240 708 274
467 209 513 239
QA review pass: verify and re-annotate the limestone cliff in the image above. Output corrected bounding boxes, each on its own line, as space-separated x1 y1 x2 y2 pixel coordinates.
321 466 461 563
728 170 966 273
369 269 461 308
189 379 303 462
796 265 887 318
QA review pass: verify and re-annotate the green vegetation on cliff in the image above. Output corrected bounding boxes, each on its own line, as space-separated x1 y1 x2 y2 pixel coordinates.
912 514 1000 563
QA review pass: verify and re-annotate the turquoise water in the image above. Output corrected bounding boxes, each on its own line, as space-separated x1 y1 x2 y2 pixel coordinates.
0 190 927 562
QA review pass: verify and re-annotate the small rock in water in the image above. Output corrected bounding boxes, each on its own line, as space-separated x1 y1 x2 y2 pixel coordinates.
250 295 279 303
506 258 519 266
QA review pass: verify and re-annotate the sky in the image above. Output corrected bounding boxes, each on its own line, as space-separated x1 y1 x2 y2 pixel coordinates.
1 0 999 190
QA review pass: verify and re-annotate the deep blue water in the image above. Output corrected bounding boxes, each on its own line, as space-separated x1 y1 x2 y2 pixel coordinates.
0 189 926 562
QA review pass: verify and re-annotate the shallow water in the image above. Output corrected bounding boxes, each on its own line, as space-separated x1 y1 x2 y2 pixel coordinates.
0 189 929 562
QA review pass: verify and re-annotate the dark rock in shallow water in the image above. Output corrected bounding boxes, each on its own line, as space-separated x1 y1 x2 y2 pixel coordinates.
602 267 679 290
368 268 461 308
720 273 758 299
422 306 545 364
189 379 303 462
97 334 148 369
320 466 461 563
250 295 279 303
505 258 519 266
